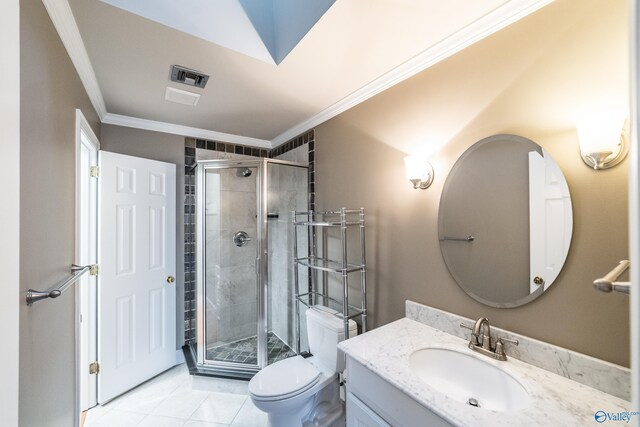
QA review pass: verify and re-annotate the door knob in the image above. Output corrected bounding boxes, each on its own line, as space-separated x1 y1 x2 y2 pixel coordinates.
166 275 175 284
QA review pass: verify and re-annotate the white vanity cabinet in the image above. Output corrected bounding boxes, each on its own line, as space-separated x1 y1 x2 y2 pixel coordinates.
345 357 452 427
346 392 390 427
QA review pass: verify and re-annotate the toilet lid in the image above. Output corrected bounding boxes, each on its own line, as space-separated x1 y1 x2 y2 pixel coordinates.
249 356 321 400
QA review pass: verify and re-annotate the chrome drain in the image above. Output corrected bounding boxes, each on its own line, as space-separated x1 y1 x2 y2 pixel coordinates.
467 398 480 408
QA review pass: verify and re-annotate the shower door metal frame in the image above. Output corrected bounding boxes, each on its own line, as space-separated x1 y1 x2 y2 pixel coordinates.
195 158 308 378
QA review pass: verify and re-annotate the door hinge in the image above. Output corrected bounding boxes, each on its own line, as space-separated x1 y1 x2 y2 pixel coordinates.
89 264 99 276
90 166 100 178
89 362 100 375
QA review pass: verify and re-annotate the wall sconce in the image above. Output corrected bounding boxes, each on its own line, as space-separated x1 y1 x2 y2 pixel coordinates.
575 111 628 170
404 156 434 189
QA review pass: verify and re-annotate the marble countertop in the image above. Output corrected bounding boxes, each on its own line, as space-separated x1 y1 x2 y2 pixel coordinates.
339 318 631 427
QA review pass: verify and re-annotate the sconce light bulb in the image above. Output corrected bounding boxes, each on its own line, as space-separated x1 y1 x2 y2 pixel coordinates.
404 156 434 189
576 111 628 170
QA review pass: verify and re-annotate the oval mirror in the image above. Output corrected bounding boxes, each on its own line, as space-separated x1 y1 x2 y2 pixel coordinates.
438 134 573 308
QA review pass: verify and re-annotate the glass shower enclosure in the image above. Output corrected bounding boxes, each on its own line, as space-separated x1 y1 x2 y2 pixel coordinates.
195 158 309 378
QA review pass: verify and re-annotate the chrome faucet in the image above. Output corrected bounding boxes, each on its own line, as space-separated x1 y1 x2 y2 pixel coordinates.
461 317 519 361
472 317 491 350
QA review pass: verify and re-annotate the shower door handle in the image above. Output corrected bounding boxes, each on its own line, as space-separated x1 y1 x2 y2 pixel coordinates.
233 231 252 247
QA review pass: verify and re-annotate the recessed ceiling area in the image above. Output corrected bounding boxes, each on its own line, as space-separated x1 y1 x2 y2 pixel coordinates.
65 0 553 145
98 0 336 65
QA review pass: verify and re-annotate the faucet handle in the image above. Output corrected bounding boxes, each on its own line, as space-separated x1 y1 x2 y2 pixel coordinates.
460 323 480 346
497 336 519 346
494 336 519 360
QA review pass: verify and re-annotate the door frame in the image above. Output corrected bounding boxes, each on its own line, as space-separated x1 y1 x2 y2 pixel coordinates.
630 0 639 415
75 109 100 422
0 0 20 424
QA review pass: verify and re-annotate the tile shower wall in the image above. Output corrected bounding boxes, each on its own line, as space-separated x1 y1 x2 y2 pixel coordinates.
184 130 315 344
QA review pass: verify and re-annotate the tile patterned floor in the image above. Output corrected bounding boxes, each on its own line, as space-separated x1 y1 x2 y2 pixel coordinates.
206 332 296 365
85 364 268 427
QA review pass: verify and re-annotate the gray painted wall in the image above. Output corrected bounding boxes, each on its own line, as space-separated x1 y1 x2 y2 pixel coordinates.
315 0 630 366
20 1 101 425
101 124 186 348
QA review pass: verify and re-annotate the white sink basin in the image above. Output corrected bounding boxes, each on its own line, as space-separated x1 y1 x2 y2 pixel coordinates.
409 348 530 412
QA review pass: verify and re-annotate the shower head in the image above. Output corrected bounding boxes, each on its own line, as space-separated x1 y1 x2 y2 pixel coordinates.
238 168 252 177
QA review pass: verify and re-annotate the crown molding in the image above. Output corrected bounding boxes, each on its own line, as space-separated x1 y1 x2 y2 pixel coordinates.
103 113 272 148
42 0 107 120
270 0 554 147
46 0 553 150
44 0 270 148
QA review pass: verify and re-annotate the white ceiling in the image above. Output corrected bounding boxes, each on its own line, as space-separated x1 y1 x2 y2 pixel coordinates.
64 0 553 146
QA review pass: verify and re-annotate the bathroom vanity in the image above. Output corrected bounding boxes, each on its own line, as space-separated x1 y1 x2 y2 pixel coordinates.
339 302 631 427
345 354 450 426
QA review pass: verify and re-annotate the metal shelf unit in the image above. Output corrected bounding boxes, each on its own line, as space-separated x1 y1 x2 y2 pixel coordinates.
292 208 367 353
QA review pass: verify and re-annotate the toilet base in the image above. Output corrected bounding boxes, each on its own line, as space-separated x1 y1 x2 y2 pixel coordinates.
263 379 345 427
302 380 344 427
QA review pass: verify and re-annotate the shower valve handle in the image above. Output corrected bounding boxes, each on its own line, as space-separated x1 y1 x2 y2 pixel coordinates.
233 231 252 247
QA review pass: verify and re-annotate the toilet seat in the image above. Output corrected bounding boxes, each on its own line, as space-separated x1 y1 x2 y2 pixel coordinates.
249 356 322 401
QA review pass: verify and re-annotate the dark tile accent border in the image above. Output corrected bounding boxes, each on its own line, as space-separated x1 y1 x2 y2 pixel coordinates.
182 130 316 344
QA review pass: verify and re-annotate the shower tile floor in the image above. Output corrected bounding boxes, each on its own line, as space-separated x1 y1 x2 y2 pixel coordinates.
206 332 296 365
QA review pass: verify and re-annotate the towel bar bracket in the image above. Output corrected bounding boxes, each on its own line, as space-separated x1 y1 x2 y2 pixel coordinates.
593 260 630 295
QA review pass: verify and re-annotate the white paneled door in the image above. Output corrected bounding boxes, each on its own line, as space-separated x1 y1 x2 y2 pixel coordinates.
528 149 572 294
98 151 176 403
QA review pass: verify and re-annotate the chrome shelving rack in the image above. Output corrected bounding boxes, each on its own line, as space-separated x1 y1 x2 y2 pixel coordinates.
292 208 367 353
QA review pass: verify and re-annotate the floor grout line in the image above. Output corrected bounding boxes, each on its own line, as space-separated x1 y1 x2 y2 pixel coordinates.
186 390 212 424
228 396 249 426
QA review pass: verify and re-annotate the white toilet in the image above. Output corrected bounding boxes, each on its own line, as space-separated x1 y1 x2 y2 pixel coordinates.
248 306 357 427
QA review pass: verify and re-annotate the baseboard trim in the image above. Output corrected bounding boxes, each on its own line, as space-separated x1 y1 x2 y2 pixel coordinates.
175 349 186 366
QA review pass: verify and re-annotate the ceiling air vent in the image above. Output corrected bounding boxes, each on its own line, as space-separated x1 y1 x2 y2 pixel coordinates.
170 65 209 88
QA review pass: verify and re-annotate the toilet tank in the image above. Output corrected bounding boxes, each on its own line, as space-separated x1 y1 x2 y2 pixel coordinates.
305 306 358 373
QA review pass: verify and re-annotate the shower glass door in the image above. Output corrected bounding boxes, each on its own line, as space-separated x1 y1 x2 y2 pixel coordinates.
267 162 309 363
200 164 260 371
196 158 309 377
